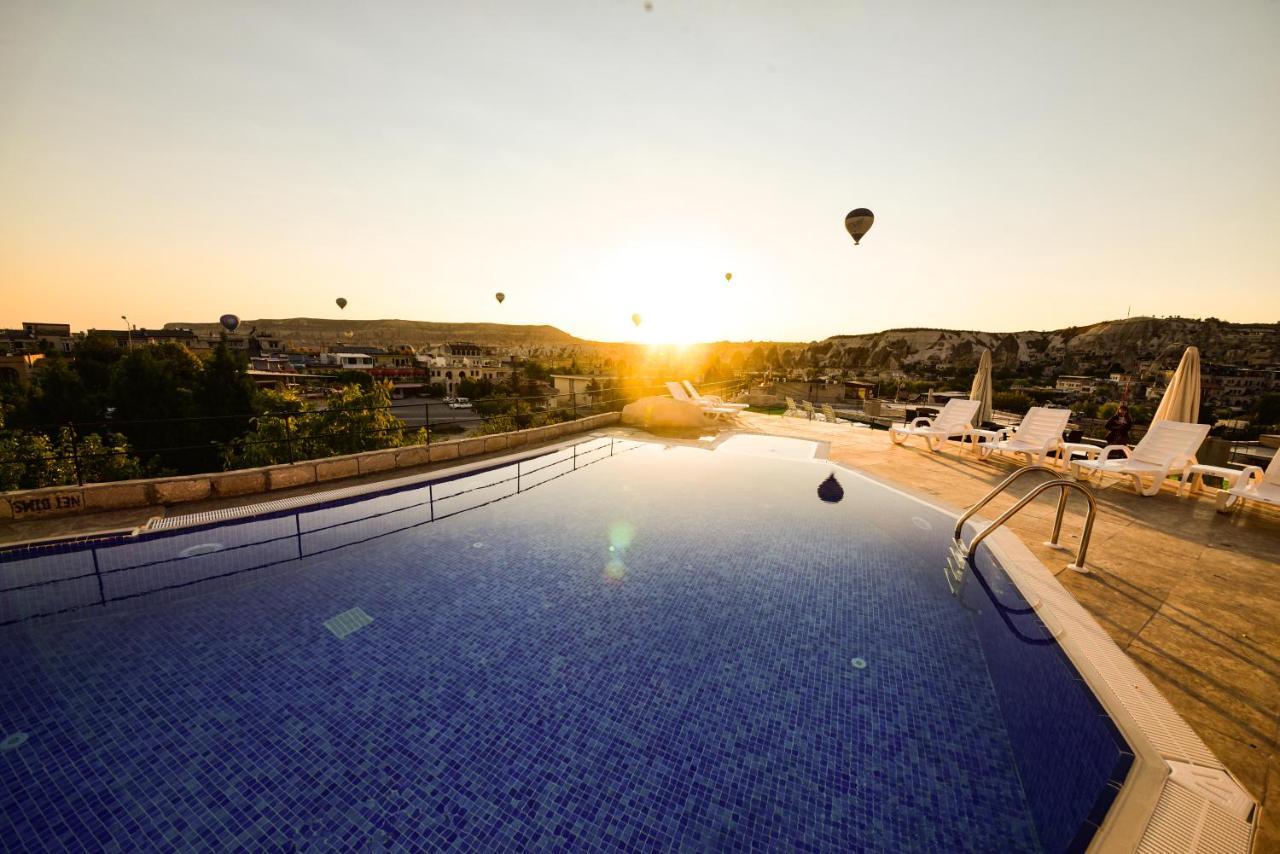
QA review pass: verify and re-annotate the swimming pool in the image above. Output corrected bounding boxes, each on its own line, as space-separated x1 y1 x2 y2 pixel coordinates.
0 435 1256 851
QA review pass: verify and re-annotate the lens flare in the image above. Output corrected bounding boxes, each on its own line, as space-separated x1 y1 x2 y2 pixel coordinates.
608 521 636 551
603 558 627 583
603 521 636 582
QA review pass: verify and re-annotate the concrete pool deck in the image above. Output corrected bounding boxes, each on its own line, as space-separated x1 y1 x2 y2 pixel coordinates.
2 412 1276 848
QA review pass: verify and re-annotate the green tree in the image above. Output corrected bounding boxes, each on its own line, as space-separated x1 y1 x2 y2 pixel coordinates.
225 382 425 468
992 391 1033 415
22 354 90 427
1251 393 1280 427
108 343 203 472
191 340 262 470
333 370 375 390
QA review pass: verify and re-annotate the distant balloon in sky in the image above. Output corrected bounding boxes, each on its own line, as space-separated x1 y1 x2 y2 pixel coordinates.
844 208 875 245
724 272 732 283
336 297 348 310
219 314 239 333
495 292 505 304
631 313 642 327
817 472 845 503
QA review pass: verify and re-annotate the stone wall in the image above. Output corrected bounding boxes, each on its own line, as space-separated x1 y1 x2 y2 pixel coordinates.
0 413 621 522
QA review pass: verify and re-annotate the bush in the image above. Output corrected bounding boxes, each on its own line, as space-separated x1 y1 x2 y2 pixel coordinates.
992 391 1033 415
224 382 426 468
0 426 145 490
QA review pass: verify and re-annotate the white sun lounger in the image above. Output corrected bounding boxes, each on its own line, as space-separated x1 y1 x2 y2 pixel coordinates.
979 407 1070 466
681 381 749 410
889 398 979 452
666 382 738 419
1216 453 1280 513
1071 420 1209 497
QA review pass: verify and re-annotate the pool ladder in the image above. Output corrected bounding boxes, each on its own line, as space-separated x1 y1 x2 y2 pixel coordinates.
946 465 1098 592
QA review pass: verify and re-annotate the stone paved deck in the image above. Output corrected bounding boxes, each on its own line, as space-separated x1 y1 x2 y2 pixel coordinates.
2 414 1276 848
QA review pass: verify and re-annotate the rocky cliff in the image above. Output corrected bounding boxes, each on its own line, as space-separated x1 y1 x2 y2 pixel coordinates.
821 317 1279 375
166 318 585 350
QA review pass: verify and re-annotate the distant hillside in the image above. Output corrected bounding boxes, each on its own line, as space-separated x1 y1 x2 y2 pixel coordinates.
165 318 587 350
821 317 1279 375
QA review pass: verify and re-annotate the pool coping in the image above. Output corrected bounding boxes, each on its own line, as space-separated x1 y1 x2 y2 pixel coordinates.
0 432 1260 851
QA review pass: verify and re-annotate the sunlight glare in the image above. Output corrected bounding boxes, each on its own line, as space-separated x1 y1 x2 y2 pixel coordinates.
598 241 750 346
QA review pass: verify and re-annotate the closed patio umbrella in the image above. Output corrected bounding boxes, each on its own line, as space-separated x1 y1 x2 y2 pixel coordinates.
1152 346 1201 424
968 348 993 425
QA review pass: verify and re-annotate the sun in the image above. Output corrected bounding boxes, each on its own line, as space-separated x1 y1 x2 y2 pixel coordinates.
598 240 744 345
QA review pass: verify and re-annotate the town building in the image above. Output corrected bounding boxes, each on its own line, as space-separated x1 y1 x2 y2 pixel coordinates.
550 375 616 406
415 342 514 396
0 322 78 356
320 353 376 370
1200 363 1280 410
1054 375 1098 394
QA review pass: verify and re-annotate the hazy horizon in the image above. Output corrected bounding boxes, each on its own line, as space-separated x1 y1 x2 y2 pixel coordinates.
3 1 1278 344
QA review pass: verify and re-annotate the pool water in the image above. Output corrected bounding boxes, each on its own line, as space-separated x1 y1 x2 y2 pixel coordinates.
0 437 1130 852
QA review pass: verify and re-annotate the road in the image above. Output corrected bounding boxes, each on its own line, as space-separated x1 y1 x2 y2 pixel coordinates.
309 397 486 429
386 398 483 428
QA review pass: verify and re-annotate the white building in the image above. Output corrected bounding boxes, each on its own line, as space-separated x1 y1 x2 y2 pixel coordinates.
1054 375 1098 394
416 351 513 396
321 353 375 370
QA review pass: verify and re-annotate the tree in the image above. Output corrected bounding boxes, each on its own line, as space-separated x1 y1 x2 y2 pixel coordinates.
458 376 496 399
992 391 1033 415
22 355 90 427
333 370 375 390
191 340 262 471
1251 393 1280 427
108 343 203 472
225 382 425 468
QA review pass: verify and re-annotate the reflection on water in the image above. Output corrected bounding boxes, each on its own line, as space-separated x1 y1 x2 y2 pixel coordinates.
0 437 641 626
817 472 845 503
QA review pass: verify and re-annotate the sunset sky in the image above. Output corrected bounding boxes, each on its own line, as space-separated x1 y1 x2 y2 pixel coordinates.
2 1 1277 344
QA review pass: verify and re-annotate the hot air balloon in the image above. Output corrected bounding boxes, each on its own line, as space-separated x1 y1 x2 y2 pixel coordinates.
817 473 845 504
844 208 874 245
724 272 732 283
631 313 642 327
495 292 505 304
336 297 348 310
219 314 239 333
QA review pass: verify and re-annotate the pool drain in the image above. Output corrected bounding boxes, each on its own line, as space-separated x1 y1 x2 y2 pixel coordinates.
1 732 29 751
324 607 374 640
851 658 868 670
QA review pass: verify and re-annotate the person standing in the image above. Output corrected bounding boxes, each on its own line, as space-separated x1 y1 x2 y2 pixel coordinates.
1105 403 1133 457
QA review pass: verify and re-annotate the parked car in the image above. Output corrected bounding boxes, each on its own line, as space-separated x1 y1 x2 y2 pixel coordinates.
448 397 472 410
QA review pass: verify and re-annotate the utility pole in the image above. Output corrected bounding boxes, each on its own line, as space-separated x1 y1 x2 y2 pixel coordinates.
121 315 133 351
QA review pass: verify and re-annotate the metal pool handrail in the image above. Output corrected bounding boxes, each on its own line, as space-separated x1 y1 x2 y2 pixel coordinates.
953 464 1098 573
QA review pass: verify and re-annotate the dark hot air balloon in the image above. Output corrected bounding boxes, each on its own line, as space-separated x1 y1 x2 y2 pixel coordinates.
817 472 845 503
631 313 642 327
219 314 239 333
844 208 874 245
335 297 348 310
495 292 505 304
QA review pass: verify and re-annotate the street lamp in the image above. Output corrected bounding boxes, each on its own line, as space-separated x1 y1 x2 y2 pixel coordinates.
121 315 133 351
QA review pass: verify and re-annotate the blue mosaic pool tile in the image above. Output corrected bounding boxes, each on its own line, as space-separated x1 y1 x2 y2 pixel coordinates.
0 440 1126 851
962 543 1134 853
